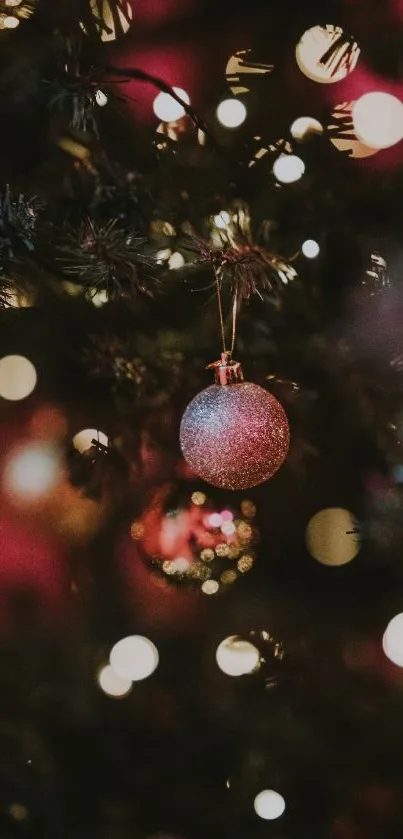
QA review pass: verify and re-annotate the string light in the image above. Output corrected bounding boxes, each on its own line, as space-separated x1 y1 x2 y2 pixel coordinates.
216 635 260 676
153 88 190 123
290 116 323 141
0 355 37 401
382 613 403 666
273 154 305 183
98 664 132 698
254 789 286 820
302 239 320 258
110 636 159 682
95 89 108 107
306 508 360 566
352 92 403 150
3 443 61 501
73 429 108 453
216 98 247 128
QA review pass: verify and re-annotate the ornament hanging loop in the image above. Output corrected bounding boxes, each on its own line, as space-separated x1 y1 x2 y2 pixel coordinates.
206 353 244 385
214 267 238 360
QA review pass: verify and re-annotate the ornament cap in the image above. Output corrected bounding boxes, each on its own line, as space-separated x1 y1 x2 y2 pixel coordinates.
207 353 244 385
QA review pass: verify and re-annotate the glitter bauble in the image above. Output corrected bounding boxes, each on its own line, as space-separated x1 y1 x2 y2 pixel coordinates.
180 382 290 490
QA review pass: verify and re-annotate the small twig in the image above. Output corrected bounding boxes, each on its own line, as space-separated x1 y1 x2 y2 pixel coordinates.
104 64 226 160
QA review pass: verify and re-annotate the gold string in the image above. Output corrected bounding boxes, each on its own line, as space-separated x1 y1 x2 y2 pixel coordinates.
214 269 238 359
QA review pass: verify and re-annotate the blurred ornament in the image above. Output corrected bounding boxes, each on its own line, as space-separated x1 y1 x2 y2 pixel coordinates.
327 102 379 158
225 49 273 95
180 356 289 490
81 0 133 41
306 507 361 566
0 0 35 29
132 480 259 590
352 92 403 150
59 218 158 300
295 25 360 84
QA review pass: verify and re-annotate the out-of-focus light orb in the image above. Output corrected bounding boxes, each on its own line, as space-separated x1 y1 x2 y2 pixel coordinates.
306 507 360 566
191 491 206 506
352 92 403 150
216 98 247 128
201 579 219 595
221 520 236 536
168 251 185 270
329 102 379 159
91 289 108 307
291 116 323 141
216 635 260 676
273 154 305 183
0 355 37 401
153 88 190 122
4 443 61 501
209 512 223 528
254 789 286 820
3 15 19 28
5 0 24 6
302 239 320 258
295 25 360 84
8 804 28 822
382 613 403 666
110 635 159 682
95 89 108 107
73 428 108 453
98 664 132 697
214 211 231 229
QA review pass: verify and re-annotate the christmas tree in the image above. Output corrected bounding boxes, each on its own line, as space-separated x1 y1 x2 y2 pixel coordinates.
0 1 403 837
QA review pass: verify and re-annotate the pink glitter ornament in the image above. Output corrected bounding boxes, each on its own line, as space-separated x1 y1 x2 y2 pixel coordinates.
180 356 290 490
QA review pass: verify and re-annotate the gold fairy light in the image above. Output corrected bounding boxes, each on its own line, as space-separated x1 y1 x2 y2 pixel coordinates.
237 555 254 573
191 491 206 506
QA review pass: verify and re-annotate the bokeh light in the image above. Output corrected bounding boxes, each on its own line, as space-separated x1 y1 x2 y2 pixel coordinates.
352 92 403 150
168 251 185 269
73 428 109 453
290 116 323 141
153 88 190 122
110 635 159 681
98 664 132 698
295 25 360 84
216 98 247 128
382 613 403 666
213 211 231 229
273 154 305 183
3 15 19 28
0 355 37 401
216 635 260 676
306 507 360 566
302 239 320 258
254 789 286 820
201 579 219 595
3 443 62 502
95 89 108 107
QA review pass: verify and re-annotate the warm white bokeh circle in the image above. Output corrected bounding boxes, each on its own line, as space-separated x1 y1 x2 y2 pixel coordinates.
110 635 159 682
3 15 19 28
273 154 305 183
306 507 360 566
352 92 403 150
382 614 403 666
95 89 108 107
290 116 323 141
98 664 132 698
329 102 379 159
295 25 360 84
216 98 247 128
73 428 109 453
302 239 320 258
153 88 190 122
0 355 37 401
216 635 260 676
3 443 61 501
254 789 286 820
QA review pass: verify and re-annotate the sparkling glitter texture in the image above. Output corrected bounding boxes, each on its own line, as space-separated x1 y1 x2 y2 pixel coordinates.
180 382 290 490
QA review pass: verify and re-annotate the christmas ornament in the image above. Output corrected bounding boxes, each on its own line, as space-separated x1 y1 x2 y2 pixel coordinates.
131 481 259 591
180 355 290 490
